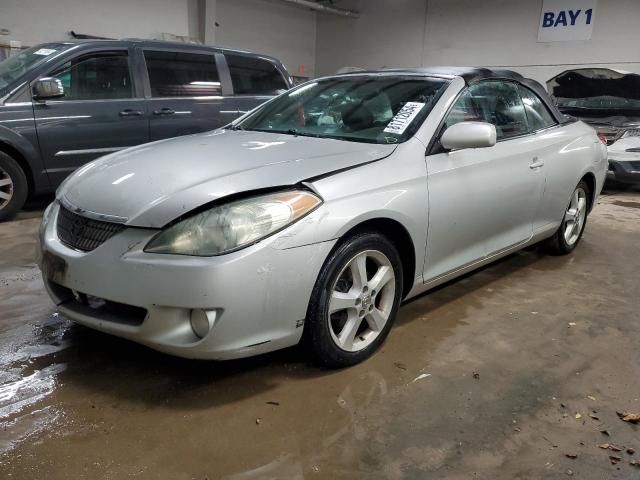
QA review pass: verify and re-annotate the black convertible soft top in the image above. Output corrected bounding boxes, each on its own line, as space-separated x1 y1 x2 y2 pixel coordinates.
351 66 571 125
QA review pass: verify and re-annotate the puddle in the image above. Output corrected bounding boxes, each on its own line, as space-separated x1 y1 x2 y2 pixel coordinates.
0 217 70 456
0 363 66 418
0 362 67 455
0 406 62 454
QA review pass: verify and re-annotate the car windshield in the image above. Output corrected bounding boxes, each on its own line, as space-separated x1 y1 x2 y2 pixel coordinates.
0 43 71 93
237 75 449 144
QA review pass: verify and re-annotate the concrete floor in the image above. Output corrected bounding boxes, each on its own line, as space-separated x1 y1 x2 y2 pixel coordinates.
0 190 639 479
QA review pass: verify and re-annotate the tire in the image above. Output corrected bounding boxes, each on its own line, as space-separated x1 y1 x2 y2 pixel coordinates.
0 152 28 222
304 231 403 368
543 180 589 255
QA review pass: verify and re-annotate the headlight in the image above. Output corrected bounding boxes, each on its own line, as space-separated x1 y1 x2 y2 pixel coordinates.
144 190 322 256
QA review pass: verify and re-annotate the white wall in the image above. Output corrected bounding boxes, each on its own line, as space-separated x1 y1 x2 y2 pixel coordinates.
214 0 317 77
0 0 317 78
5 0 638 86
0 0 193 47
316 0 640 85
316 0 426 76
423 0 640 84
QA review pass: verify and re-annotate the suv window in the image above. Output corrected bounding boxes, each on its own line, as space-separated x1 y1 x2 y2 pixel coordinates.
144 50 221 97
50 51 132 100
517 85 557 131
445 81 528 140
225 54 287 95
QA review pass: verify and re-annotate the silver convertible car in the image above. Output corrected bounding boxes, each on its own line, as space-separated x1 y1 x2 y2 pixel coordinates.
39 67 607 367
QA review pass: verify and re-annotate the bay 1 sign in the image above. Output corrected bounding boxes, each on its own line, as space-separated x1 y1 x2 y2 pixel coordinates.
538 0 597 42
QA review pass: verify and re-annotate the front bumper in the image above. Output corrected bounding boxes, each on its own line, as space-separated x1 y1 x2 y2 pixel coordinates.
607 158 640 185
39 203 336 359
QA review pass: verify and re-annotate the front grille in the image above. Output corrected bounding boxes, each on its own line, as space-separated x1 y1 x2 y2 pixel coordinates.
57 205 125 252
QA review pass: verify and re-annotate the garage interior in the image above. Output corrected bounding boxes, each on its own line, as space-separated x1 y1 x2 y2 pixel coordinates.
1 1 640 479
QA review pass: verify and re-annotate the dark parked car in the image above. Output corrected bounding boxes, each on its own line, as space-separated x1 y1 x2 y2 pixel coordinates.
547 68 640 187
0 39 291 220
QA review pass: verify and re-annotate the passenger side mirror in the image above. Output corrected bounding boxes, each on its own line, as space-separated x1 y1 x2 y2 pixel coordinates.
440 121 496 150
32 77 65 101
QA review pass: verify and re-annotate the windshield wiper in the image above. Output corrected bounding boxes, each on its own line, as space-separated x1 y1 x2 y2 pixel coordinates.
235 127 334 139
283 128 325 139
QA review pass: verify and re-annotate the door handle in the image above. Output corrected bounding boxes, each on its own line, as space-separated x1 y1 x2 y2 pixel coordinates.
119 109 144 117
153 108 175 116
530 157 545 169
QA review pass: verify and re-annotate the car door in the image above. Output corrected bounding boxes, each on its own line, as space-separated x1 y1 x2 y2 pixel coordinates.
224 53 289 116
142 49 236 141
33 48 148 187
516 83 564 231
423 80 545 281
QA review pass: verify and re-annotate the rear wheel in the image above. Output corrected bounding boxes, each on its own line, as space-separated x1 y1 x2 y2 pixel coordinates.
0 152 28 222
543 180 589 255
304 232 403 368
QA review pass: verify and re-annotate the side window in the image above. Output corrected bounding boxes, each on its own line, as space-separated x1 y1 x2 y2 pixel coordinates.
225 54 287 95
50 52 132 100
445 81 528 140
144 50 221 97
517 85 557 131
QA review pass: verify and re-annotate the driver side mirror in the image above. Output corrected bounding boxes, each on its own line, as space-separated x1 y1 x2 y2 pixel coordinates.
32 77 65 101
440 121 496 150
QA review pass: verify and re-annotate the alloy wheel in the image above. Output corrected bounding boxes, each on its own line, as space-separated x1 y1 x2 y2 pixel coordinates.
328 249 396 352
563 187 587 246
0 166 14 210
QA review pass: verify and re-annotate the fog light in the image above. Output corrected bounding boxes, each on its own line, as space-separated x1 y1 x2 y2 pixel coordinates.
190 309 211 339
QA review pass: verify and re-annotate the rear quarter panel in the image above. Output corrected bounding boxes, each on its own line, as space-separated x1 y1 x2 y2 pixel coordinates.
535 121 607 232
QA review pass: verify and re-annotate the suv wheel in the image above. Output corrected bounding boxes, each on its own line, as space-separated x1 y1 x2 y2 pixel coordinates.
0 152 28 222
304 232 403 368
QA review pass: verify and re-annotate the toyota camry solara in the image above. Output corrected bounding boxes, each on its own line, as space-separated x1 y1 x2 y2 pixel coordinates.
38 67 608 367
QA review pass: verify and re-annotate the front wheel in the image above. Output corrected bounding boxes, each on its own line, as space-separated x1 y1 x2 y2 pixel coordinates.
543 180 589 255
304 232 403 368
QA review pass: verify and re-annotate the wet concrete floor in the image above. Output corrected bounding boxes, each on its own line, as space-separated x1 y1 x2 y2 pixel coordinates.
1 190 639 479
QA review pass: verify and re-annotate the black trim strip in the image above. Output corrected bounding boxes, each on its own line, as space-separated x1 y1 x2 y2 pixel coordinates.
302 146 398 183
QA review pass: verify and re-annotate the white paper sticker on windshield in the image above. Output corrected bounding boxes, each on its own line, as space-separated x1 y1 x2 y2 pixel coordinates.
383 102 426 135
34 48 56 56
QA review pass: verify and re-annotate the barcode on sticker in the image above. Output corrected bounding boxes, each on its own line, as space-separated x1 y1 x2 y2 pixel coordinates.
383 102 425 135
34 48 56 56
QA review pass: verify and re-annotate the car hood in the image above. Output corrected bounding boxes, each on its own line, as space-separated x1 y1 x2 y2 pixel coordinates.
547 68 640 101
58 129 397 228
547 68 640 120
